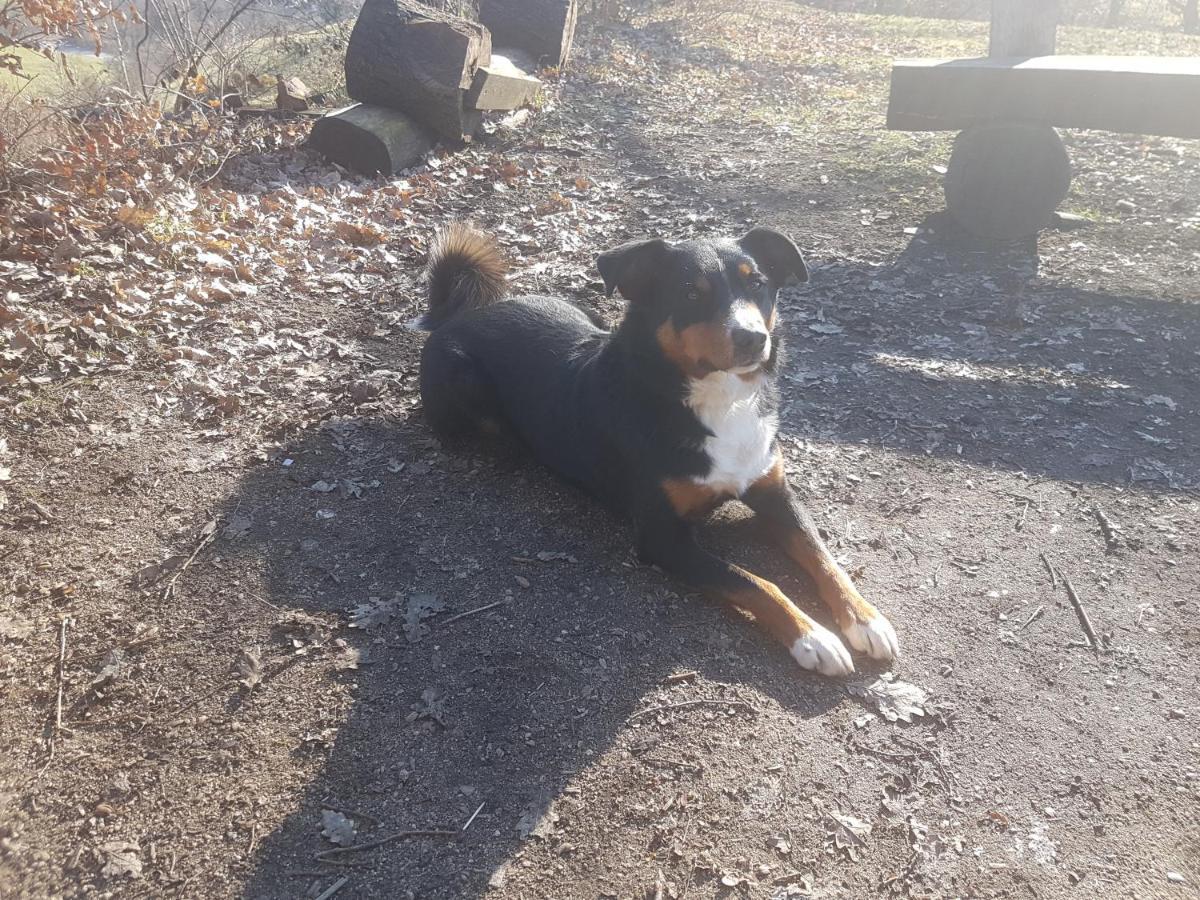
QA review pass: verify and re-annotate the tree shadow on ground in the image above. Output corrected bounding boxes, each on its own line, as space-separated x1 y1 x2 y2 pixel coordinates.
773 212 1199 493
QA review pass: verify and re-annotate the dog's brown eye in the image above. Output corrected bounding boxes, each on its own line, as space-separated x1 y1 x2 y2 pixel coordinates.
747 273 766 289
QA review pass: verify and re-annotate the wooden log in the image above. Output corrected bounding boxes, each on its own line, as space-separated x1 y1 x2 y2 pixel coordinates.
989 0 1059 57
309 103 433 175
466 54 541 110
943 121 1070 241
478 0 578 69
344 0 490 142
886 56 1200 139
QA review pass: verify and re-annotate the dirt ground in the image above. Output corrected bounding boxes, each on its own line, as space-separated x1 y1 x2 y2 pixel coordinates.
3 3 1200 898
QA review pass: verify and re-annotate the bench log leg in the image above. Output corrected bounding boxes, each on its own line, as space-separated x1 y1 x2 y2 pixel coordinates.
943 121 1072 241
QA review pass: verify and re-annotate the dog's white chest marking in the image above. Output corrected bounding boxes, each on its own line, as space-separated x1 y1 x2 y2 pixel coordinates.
686 371 778 497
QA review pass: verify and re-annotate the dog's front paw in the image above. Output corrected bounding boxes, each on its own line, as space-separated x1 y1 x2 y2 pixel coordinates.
790 623 854 677
843 610 899 662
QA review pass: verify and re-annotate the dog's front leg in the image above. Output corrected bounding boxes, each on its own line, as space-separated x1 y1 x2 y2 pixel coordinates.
743 455 899 662
636 495 853 676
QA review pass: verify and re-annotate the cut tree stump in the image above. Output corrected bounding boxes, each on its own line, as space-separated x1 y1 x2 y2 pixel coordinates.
345 0 491 142
990 0 1059 56
466 54 541 110
479 0 578 69
309 103 433 175
943 121 1071 241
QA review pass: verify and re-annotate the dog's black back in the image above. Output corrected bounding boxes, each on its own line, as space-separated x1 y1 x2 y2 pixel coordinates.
417 225 805 515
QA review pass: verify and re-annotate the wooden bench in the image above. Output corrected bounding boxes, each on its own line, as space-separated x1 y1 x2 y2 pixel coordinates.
884 1 1200 240
888 55 1200 138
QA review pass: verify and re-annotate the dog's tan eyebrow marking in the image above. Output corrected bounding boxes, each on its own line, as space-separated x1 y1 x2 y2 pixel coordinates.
737 261 753 278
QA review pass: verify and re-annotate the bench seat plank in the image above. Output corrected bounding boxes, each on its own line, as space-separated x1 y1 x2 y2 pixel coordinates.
887 55 1200 139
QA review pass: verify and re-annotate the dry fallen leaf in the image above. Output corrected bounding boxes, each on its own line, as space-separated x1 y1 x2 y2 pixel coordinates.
0 613 35 642
848 674 929 723
98 840 142 878
235 647 263 690
348 596 401 629
320 809 357 847
403 593 445 643
826 811 872 861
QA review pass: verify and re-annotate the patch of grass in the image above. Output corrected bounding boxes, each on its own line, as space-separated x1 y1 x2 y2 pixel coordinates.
239 25 353 104
0 47 110 97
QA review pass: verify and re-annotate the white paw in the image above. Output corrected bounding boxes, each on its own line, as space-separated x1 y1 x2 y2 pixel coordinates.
790 624 855 677
843 612 899 662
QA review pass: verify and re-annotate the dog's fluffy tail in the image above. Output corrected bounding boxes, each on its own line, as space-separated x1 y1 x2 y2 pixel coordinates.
418 224 508 330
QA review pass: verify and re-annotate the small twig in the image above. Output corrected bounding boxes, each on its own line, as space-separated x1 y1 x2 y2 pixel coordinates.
641 755 702 772
245 592 281 612
629 698 757 721
1059 572 1101 651
1015 500 1030 532
442 600 507 625
461 801 485 831
1018 605 1045 631
26 496 57 522
313 875 349 900
55 617 69 732
662 670 698 684
1040 552 1059 589
161 523 216 601
313 830 457 860
1092 508 1120 553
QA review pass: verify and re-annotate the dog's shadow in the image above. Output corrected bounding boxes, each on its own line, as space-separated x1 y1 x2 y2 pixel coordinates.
228 413 853 898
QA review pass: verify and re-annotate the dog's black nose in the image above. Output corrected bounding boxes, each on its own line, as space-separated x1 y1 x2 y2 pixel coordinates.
732 327 767 357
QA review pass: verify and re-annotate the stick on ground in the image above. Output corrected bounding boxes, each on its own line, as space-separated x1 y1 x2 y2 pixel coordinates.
443 600 508 624
313 829 457 860
1092 507 1120 553
1039 552 1059 589
1059 572 1102 651
1043 555 1102 651
313 875 349 900
161 522 217 601
55 617 69 731
629 698 757 721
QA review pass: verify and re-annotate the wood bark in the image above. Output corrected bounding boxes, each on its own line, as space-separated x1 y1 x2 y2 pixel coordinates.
309 103 434 175
344 0 491 142
478 0 578 69
989 0 1059 57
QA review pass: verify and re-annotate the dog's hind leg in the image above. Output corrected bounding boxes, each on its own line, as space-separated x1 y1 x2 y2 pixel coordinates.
419 337 506 441
743 455 898 663
636 495 853 677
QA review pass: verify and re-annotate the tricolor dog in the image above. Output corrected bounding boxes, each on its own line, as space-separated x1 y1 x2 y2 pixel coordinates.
417 224 898 675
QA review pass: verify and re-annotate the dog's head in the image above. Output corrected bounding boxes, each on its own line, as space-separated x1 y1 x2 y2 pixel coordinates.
597 228 808 379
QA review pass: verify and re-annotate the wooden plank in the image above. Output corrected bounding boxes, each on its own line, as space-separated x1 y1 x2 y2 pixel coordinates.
466 54 541 110
887 56 1200 139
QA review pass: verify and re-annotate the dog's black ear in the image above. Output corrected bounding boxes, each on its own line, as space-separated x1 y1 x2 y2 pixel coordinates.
596 238 672 301
739 227 809 286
